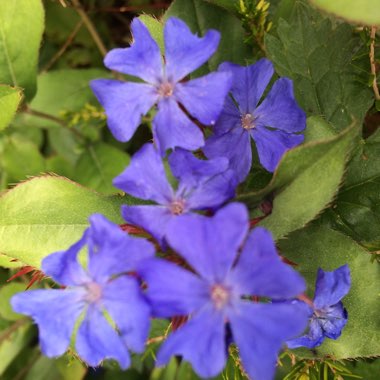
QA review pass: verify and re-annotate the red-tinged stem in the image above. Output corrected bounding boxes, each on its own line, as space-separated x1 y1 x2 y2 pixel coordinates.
7 266 35 282
171 316 188 331
119 223 144 234
250 217 264 227
297 294 314 308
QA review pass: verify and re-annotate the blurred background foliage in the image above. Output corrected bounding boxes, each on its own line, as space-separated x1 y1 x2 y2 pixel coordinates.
0 0 379 379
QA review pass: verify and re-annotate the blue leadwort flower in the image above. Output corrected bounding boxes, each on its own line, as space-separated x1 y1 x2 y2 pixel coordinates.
204 58 306 182
138 203 309 380
287 265 350 349
11 214 154 368
91 17 232 155
113 143 237 247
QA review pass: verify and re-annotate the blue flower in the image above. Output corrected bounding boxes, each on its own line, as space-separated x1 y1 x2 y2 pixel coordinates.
11 214 154 368
137 203 309 380
287 265 350 349
90 17 232 155
203 59 306 182
113 143 237 247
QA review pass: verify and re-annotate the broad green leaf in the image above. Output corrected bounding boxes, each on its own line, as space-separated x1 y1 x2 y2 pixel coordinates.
74 143 130 194
164 0 252 74
0 283 27 321
46 155 74 179
204 0 238 13
0 85 22 130
346 358 380 379
257 126 356 239
0 254 22 269
0 176 126 268
265 1 373 132
311 0 380 26
25 356 86 380
0 136 45 183
21 69 108 129
0 323 32 375
279 226 380 359
319 128 380 250
139 15 164 53
304 116 336 143
0 0 44 101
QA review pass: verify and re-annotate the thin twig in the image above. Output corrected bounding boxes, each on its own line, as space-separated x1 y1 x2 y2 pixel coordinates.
370 26 380 100
97 3 169 13
42 20 83 73
71 0 108 57
23 107 85 139
0 319 28 344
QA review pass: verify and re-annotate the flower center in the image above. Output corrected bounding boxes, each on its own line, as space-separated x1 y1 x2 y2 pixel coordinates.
241 113 255 130
170 199 185 215
85 282 103 303
210 284 230 309
158 82 174 98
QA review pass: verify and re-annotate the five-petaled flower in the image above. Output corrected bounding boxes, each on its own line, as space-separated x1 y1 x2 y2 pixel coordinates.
137 203 309 380
12 214 154 368
113 143 237 247
91 17 232 155
287 265 350 349
204 58 306 182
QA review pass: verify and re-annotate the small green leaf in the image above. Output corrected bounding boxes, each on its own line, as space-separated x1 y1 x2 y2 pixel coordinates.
311 0 380 26
1 136 45 183
0 176 126 268
25 356 87 380
139 15 164 53
0 323 32 376
279 226 380 359
0 283 27 321
0 0 44 101
0 85 22 130
74 143 130 194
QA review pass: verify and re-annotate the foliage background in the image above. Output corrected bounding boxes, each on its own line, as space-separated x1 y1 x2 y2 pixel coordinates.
0 0 379 379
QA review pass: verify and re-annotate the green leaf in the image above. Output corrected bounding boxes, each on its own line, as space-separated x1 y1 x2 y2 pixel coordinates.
311 0 380 26
279 226 380 359
0 0 44 101
239 124 356 239
203 0 238 13
0 322 33 375
74 143 130 194
0 283 27 321
25 356 87 380
265 1 373 132
0 254 22 269
304 116 337 143
21 69 108 129
164 0 252 74
319 128 380 250
0 176 126 268
0 85 22 130
139 15 164 53
0 136 45 183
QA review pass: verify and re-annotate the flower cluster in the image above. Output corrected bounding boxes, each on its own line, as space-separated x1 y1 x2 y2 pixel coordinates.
11 16 350 380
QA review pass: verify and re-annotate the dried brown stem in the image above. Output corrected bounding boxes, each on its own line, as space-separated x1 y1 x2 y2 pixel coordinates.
23 107 85 139
42 20 83 72
370 26 380 101
71 0 108 57
97 3 169 13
